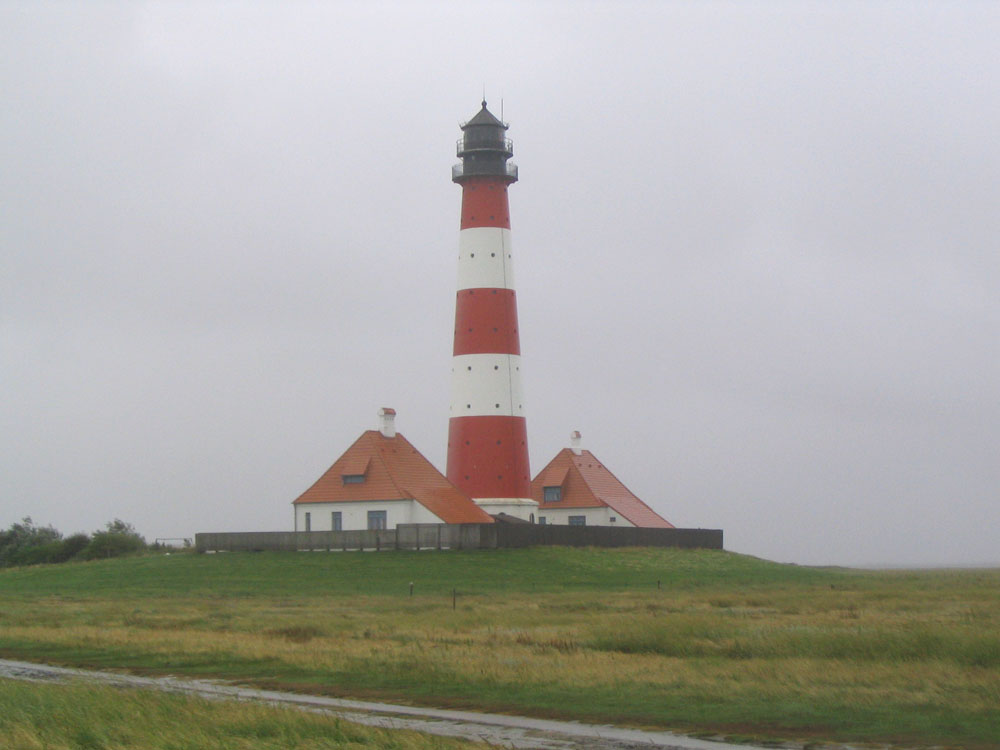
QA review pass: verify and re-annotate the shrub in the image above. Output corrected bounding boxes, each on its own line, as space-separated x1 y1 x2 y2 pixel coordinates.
0 517 62 567
81 519 146 560
58 533 92 562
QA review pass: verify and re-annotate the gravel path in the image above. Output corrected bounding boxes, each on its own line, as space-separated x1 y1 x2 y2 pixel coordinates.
0 658 777 750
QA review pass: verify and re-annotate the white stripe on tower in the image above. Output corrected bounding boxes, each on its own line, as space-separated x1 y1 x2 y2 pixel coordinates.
457 228 516 290
450 353 526 416
447 101 535 515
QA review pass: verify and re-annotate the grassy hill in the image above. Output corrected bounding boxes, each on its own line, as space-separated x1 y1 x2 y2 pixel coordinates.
2 547 998 748
0 545 839 597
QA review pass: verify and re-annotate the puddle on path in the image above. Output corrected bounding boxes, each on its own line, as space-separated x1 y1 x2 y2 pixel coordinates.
0 659 784 750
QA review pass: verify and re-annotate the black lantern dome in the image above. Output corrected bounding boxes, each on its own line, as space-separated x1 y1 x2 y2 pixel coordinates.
453 101 518 184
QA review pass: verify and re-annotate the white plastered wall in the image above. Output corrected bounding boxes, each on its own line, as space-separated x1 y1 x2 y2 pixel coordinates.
535 506 633 527
294 500 443 531
472 497 539 522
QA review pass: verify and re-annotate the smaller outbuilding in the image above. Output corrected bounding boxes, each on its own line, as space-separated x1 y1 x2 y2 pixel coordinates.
292 408 494 531
530 431 675 528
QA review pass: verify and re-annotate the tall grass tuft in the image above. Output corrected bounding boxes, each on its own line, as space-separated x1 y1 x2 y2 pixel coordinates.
0 678 479 749
589 617 1000 667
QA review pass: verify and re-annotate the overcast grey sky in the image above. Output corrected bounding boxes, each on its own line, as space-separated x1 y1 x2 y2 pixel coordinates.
2 1 997 566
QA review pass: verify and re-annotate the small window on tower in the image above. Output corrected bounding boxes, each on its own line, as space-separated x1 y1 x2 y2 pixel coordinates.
543 486 562 503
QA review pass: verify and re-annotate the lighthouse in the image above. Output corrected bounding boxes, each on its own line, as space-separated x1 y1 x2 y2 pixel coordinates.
447 101 538 521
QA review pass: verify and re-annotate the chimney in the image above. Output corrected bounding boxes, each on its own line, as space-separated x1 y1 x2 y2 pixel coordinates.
570 430 582 455
378 407 396 438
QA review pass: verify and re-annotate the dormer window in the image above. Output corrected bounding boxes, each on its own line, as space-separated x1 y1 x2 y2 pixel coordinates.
543 486 562 503
340 456 370 485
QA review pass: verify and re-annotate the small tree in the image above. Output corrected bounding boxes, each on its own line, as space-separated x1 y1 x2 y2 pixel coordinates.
57 533 92 562
0 517 62 567
82 519 146 560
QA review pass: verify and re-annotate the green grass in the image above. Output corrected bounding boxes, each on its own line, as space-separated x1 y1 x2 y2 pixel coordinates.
0 546 838 598
1 547 998 748
0 678 480 749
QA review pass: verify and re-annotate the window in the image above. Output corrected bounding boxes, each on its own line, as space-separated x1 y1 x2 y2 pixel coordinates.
342 474 365 484
367 510 387 530
543 486 562 503
538 517 547 525
568 515 586 526
304 512 311 532
609 516 617 524
331 511 342 531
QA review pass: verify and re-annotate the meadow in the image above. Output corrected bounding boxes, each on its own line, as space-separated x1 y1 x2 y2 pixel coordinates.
0 678 478 749
1 547 998 748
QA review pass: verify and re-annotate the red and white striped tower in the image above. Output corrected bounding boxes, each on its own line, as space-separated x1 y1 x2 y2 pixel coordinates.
447 101 537 521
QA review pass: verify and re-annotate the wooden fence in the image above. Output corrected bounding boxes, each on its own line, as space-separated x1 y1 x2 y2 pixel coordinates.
195 524 723 553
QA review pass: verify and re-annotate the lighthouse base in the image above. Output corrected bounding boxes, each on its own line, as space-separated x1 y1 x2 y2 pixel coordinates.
472 497 539 523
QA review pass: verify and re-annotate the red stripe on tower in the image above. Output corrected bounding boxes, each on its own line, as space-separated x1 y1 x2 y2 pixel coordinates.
453 289 520 355
447 101 537 521
460 181 511 229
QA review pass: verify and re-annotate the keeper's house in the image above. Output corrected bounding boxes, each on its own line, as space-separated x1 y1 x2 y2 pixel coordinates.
292 409 493 532
530 432 674 528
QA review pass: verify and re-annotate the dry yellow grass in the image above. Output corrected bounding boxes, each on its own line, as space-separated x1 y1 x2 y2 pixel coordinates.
5 588 999 717
0 678 482 749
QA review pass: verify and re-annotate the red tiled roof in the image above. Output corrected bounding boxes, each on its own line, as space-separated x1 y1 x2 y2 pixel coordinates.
530 448 674 528
537 463 569 488
340 455 370 476
293 431 494 524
